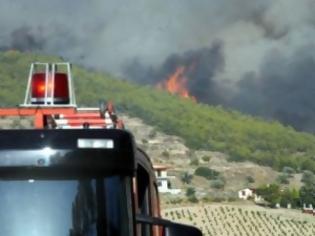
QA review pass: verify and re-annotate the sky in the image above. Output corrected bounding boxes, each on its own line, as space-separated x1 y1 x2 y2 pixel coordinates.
1 0 315 131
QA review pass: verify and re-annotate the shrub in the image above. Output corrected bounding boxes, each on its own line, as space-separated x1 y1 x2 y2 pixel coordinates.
169 198 183 204
190 158 199 166
227 196 237 202
282 166 295 175
148 129 157 138
161 150 170 158
188 195 199 203
186 187 196 197
277 174 290 184
246 176 255 183
201 196 211 203
181 172 193 184
195 167 219 180
202 156 211 162
212 197 224 202
301 170 315 184
211 179 225 189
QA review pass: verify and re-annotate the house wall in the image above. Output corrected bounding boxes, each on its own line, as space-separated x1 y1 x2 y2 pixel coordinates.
238 189 253 200
155 169 181 195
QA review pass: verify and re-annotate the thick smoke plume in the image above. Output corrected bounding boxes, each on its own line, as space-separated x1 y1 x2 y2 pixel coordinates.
233 46 315 131
1 0 315 131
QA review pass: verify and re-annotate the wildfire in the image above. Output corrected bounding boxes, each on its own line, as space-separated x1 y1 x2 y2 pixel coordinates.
157 66 196 101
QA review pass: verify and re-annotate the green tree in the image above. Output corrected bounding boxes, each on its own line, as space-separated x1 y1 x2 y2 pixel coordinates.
291 188 300 207
301 170 315 185
280 189 294 207
257 184 281 207
300 182 315 207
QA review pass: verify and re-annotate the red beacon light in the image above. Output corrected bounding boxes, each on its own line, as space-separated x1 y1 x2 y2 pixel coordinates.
23 63 76 107
31 73 46 98
31 73 69 104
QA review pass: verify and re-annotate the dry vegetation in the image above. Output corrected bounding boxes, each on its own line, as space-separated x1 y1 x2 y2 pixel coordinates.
162 204 315 236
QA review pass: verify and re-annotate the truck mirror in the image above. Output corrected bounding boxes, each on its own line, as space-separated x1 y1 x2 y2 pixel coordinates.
163 221 202 236
136 214 202 236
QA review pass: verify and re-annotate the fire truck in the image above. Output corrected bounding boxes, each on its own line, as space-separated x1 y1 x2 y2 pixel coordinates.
0 63 202 236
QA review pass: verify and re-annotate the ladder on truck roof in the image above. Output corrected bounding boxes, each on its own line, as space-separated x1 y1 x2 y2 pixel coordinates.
46 103 124 129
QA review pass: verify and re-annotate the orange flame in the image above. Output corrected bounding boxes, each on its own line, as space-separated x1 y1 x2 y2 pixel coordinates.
157 66 196 101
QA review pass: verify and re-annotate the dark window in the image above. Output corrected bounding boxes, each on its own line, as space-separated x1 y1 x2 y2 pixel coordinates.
0 176 131 236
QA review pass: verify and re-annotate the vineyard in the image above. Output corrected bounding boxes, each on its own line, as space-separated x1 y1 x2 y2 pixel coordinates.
162 204 315 236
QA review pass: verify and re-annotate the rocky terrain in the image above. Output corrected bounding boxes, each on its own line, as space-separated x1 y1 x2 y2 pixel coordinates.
122 114 303 205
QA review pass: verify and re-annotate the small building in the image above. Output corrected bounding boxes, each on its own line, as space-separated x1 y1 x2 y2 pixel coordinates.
302 204 315 215
153 165 181 195
238 188 262 202
239 188 254 200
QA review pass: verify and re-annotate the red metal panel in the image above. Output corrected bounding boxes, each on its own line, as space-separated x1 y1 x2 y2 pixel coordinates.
0 107 77 129
0 108 77 116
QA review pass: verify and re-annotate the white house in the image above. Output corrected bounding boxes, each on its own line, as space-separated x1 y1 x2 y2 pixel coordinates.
153 165 181 195
238 188 262 202
239 188 254 200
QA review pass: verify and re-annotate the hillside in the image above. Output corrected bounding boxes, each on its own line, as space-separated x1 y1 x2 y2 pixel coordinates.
1 50 315 172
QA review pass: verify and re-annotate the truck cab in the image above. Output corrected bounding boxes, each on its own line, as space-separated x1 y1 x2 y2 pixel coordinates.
0 63 202 236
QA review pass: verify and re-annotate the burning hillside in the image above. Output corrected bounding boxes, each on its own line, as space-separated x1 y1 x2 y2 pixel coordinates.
157 66 196 101
151 42 225 104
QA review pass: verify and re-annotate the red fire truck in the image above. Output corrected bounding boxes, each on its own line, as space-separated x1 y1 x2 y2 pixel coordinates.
0 62 202 236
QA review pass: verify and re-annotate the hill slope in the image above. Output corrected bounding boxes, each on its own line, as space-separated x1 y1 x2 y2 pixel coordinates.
1 50 315 172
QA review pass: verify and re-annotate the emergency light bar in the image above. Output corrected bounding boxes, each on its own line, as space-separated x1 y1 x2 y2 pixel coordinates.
0 129 135 178
22 62 76 107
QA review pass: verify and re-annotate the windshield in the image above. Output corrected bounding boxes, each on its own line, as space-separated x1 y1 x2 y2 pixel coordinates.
0 176 131 236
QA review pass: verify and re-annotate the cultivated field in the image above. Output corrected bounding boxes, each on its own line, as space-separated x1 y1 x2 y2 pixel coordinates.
162 204 315 236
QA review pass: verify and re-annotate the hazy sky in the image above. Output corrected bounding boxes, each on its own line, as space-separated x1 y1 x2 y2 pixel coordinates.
1 0 315 130
0 0 306 77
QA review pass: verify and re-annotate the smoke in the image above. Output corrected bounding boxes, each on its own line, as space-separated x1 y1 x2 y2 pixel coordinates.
0 0 272 74
233 45 315 131
1 0 315 131
10 26 45 51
